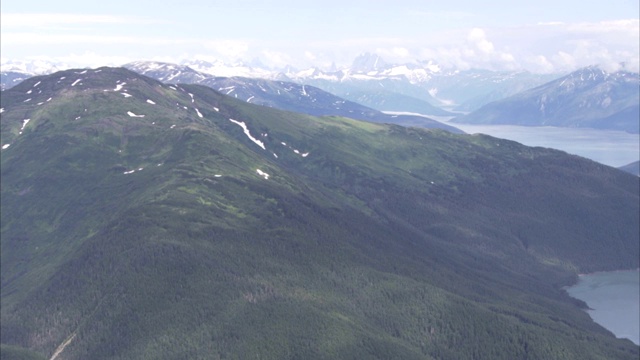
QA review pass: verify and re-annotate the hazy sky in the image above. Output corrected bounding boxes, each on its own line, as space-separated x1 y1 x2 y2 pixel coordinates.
1 0 638 73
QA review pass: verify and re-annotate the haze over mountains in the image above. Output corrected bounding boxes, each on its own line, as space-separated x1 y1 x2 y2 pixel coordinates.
454 66 640 133
1 66 639 359
123 61 461 132
2 53 562 113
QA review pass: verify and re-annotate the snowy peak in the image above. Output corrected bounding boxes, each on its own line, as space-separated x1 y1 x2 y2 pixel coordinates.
351 52 388 73
454 65 640 132
124 61 206 84
552 65 638 92
1 59 63 75
179 59 273 79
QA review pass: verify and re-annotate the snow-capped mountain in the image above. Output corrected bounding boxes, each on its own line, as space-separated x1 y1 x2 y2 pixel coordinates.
1 71 33 91
453 66 640 133
179 59 274 79
122 61 461 132
125 61 209 84
286 54 559 114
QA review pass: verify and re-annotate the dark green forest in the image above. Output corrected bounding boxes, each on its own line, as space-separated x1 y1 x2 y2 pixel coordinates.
1 68 638 359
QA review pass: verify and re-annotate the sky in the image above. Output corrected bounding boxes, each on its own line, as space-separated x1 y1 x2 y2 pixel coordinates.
1 0 639 73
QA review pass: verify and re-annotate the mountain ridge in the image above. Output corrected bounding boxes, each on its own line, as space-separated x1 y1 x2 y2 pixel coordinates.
1 67 638 359
453 66 640 133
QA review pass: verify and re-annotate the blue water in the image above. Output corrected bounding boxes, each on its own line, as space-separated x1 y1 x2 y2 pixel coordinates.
565 270 640 345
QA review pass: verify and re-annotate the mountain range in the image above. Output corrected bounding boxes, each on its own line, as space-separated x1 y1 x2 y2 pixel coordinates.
1 54 562 114
453 66 640 133
1 67 638 359
124 61 461 132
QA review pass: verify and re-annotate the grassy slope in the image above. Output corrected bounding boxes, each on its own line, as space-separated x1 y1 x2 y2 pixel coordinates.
1 68 638 359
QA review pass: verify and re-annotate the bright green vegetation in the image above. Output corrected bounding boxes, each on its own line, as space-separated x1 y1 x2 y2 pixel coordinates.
1 68 638 359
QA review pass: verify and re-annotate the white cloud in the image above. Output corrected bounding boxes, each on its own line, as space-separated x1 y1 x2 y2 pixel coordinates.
467 28 494 54
374 47 412 62
202 40 249 60
261 50 292 68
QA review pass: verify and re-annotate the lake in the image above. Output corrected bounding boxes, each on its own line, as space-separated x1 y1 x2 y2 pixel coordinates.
565 270 640 345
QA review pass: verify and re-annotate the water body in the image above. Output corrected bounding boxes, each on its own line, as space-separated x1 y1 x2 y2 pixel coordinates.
565 270 640 345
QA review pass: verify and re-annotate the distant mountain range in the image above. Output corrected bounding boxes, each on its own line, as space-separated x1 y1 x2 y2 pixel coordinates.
619 160 640 176
124 61 462 132
453 66 640 133
1 54 562 114
1 67 639 359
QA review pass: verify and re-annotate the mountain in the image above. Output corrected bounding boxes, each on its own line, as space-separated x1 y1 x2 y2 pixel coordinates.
1 71 33 91
125 61 461 132
1 67 639 360
0 56 564 114
619 160 640 176
453 66 640 133
288 55 559 113
424 69 561 111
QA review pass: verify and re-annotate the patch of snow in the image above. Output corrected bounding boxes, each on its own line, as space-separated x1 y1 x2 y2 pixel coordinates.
2 144 10 149
170 124 176 129
169 86 177 90
273 153 278 158
247 96 255 103
127 111 145 118
123 170 136 174
213 107 220 112
27 89 32 94
59 76 66 80
121 93 133 98
46 97 52 102
301 152 309 157
281 142 287 146
167 71 182 82
188 93 195 102
214 174 222 177
71 79 82 87
256 169 270 179
76 70 88 74
294 149 300 154
0 108 3 113
138 167 144 171
301 85 307 96
195 108 203 118
20 119 30 131
33 81 41 87
113 83 126 91
229 119 266 150
23 98 32 102
146 99 156 105
75 116 81 120
37 102 44 105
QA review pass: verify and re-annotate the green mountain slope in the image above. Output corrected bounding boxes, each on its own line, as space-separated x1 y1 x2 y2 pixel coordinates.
1 67 638 360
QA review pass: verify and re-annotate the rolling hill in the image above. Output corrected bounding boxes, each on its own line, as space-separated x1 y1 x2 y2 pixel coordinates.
1 67 638 360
